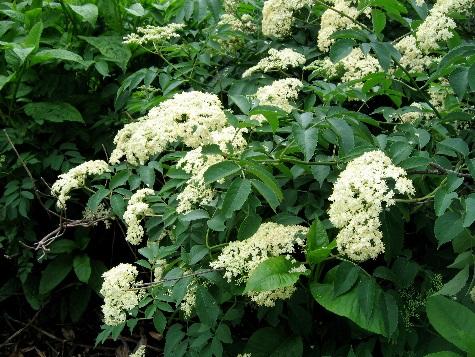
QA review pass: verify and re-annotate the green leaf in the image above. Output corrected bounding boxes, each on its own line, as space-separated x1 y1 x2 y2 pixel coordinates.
250 179 280 211
69 4 98 25
153 311 167 333
39 255 73 294
189 245 209 265
110 171 129 190
203 161 241 184
80 36 131 71
439 138 469 157
333 262 359 297
434 212 464 247
437 265 469 296
329 39 355 63
125 3 146 17
195 286 221 327
463 194 475 227
244 162 283 202
468 63 475 91
31 49 85 65
221 178 252 218
424 352 462 357
23 21 43 49
245 328 303 357
328 118 354 154
371 9 386 33
110 194 126 218
448 67 469 99
306 218 329 252
73 254 91 283
229 94 251 114
244 256 304 293
426 295 475 352
434 188 457 217
292 124 318 161
181 209 209 221
138 166 155 187
237 213 262 240
310 269 398 337
87 187 110 210
24 102 84 124
69 286 91 322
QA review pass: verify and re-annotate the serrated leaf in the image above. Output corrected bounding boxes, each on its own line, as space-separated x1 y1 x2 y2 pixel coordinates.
70 4 98 25
333 262 359 297
434 188 457 217
203 161 240 184
24 102 84 123
39 255 72 294
426 295 475 352
195 286 221 327
221 178 251 218
292 124 318 161
434 211 464 247
73 254 91 283
244 256 304 293
437 265 469 296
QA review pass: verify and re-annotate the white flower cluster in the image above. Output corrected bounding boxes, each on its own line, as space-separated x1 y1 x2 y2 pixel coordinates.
210 222 308 306
242 48 306 77
180 281 197 318
339 48 381 83
261 0 314 37
255 77 303 114
51 160 110 209
218 13 255 32
328 151 415 261
398 102 428 123
123 188 155 245
129 345 146 357
100 263 144 326
82 203 113 229
153 259 167 281
395 35 436 73
176 148 225 214
123 23 185 45
110 91 229 165
317 0 361 52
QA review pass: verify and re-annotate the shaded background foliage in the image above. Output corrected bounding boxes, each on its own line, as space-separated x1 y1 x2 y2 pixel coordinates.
0 0 475 356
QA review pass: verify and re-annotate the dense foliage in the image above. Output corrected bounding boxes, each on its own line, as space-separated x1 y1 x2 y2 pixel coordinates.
1 0 475 356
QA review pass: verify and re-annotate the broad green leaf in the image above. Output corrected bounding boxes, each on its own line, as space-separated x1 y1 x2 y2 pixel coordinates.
221 178 252 218
424 353 461 357
126 3 147 16
372 9 386 33
468 63 475 91
189 245 209 265
437 265 469 296
463 194 475 227
31 49 85 65
328 118 354 155
12 47 34 64
138 165 155 187
244 256 305 293
87 187 110 210
439 138 469 157
80 36 131 71
229 94 251 114
245 328 303 357
448 67 469 99
434 188 457 217
110 171 129 190
195 286 221 327
23 21 43 49
203 161 241 184
333 262 359 296
434 212 464 247
329 39 355 63
244 162 283 201
310 268 398 337
250 179 280 211
426 295 475 352
24 102 84 123
181 209 209 221
69 4 98 25
306 218 329 252
292 124 318 161
39 255 73 294
110 194 126 218
237 213 262 240
153 311 167 333
73 254 91 283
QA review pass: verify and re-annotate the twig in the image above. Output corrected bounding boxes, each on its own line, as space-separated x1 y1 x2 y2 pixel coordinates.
0 310 41 348
428 162 471 178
